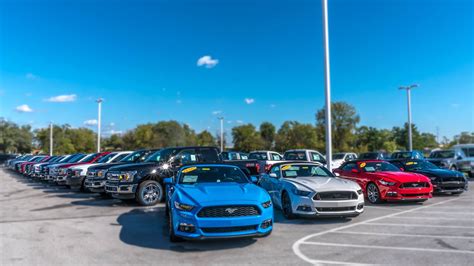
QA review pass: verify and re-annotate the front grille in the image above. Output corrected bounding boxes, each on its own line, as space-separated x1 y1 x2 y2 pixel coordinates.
401 193 430 197
201 225 257 233
442 176 464 182
107 171 121 181
400 182 430 188
314 191 358 201
316 206 356 212
106 186 118 192
197 205 260 218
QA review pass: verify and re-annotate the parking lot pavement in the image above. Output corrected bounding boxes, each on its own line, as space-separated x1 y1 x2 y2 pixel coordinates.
1 168 473 266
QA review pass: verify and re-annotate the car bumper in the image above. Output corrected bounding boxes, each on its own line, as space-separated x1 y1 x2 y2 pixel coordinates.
290 195 364 217
105 181 137 199
55 175 68 185
381 187 432 201
66 176 85 187
172 209 273 240
84 178 107 193
432 181 468 193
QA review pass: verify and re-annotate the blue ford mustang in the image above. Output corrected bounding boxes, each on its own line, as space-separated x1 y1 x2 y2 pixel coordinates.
164 164 273 242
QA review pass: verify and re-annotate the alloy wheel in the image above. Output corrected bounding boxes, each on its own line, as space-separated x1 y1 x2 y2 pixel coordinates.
142 183 159 204
367 183 379 203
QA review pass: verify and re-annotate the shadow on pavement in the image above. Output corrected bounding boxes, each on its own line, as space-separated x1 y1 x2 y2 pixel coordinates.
117 208 257 252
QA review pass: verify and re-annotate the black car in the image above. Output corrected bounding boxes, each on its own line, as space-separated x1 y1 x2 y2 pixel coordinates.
391 151 424 160
391 159 468 194
84 149 159 194
358 152 391 160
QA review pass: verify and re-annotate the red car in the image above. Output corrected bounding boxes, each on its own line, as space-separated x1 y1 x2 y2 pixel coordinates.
54 152 110 184
334 160 433 204
20 156 49 174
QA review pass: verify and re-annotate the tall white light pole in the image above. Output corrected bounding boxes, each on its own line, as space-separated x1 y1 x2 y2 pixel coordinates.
218 117 224 152
49 122 53 156
322 0 333 171
96 98 103 152
399 84 418 151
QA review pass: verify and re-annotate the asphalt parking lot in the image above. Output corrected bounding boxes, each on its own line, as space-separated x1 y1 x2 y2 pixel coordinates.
1 168 473 265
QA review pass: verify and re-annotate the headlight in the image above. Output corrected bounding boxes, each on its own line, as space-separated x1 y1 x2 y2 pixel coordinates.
118 171 137 182
174 201 194 211
357 189 363 195
291 187 311 196
262 200 272 208
97 170 105 177
379 180 396 186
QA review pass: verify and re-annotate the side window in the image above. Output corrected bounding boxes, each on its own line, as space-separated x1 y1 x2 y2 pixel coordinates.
198 148 219 163
271 166 281 178
111 154 128 162
341 163 356 171
240 153 249 160
310 152 322 162
391 161 404 169
271 153 282 160
174 149 197 165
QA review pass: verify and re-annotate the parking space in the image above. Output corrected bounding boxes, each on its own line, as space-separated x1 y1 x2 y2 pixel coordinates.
1 168 473 265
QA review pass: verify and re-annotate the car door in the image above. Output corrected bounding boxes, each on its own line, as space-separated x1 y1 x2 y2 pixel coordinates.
338 162 358 183
267 166 282 204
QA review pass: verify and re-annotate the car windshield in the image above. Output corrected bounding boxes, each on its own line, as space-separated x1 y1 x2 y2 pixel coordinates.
461 148 474 157
359 153 378 159
97 153 117 163
360 162 400 172
403 160 438 171
284 152 307 161
79 154 97 162
179 166 248 184
145 149 173 163
429 150 454 158
249 152 268 160
332 154 345 160
281 164 333 178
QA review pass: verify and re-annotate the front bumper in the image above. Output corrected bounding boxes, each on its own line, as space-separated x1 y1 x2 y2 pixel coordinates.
290 194 364 217
432 180 468 193
171 206 273 240
380 186 432 201
85 178 107 193
105 181 137 199
54 175 68 185
66 176 85 187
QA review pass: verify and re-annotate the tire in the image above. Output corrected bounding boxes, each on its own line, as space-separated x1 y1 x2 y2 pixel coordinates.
281 191 295 219
366 183 382 204
169 211 184 242
80 179 87 193
136 180 163 206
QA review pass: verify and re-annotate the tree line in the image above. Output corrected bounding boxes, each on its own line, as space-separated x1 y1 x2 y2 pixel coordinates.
1 102 472 154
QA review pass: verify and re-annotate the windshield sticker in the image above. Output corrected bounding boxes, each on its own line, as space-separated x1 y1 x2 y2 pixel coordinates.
190 155 197 161
202 167 210 171
182 167 197 173
281 165 292 171
182 175 198 183
302 166 309 169
359 162 366 168
285 170 298 177
406 161 417 165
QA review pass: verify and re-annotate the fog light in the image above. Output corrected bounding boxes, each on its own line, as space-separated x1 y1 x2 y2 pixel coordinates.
261 219 272 229
296 205 312 212
119 186 130 191
178 223 196 233
386 191 398 197
357 203 364 210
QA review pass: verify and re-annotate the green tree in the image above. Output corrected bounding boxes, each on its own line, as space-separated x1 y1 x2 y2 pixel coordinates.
316 102 360 152
196 130 216 146
450 132 474 146
275 121 319 152
103 134 125 151
0 119 33 153
232 124 264 152
259 122 276 150
35 125 96 154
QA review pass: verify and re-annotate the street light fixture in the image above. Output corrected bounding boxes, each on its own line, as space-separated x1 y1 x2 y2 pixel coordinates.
217 117 224 152
96 98 103 152
322 0 333 171
398 84 419 151
49 122 53 156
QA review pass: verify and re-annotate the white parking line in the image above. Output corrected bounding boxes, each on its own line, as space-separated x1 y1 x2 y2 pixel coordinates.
364 205 404 211
365 222 474 229
390 216 474 221
292 197 462 265
333 231 474 240
301 242 474 254
410 211 474 215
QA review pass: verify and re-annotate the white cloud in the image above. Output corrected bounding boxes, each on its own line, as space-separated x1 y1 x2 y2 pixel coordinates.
236 120 243 124
46 94 77 102
83 119 98 126
212 110 222 115
26 73 38 80
104 129 123 135
15 104 33 113
109 122 115 127
244 98 255 104
197 55 219 68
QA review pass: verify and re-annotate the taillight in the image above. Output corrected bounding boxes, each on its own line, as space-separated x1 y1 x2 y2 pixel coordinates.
256 163 261 173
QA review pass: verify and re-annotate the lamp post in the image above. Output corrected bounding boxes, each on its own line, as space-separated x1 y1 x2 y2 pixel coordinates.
398 84 418 151
322 0 333 171
217 117 224 152
49 122 53 156
96 98 103 152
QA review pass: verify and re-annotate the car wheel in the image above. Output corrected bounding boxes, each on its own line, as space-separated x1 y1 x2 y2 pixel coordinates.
137 180 163 206
169 211 184 242
366 183 382 204
281 191 295 219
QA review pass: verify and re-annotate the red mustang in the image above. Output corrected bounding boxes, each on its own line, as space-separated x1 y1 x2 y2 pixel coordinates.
334 160 433 204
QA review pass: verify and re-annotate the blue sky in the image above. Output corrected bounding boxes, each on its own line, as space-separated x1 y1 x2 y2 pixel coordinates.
0 0 473 139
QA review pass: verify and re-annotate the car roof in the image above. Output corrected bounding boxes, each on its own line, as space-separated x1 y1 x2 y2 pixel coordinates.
270 161 324 167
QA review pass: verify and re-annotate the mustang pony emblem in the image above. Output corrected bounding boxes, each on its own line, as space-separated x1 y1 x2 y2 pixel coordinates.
225 208 238 214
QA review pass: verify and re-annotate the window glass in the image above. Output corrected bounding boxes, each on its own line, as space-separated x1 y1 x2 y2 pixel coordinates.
461 148 474 157
281 164 332 178
360 162 400 172
179 166 248 184
271 166 281 178
97 153 117 163
249 152 268 160
284 152 307 161
271 153 282 160
111 153 129 162
199 148 220 162
311 152 322 161
342 163 357 171
429 150 454 159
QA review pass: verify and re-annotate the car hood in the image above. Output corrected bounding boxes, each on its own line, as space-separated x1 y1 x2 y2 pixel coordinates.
178 183 268 204
284 176 360 192
108 162 157 172
88 162 128 171
412 168 464 178
57 162 90 168
368 171 429 182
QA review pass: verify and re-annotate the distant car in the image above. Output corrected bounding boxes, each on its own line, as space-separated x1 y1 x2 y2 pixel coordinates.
331 152 358 169
283 149 327 165
164 164 273 242
428 145 474 177
259 162 364 219
220 151 249 160
248 150 284 172
390 159 468 194
53 152 110 185
358 152 391 160
391 151 424 160
334 160 433 204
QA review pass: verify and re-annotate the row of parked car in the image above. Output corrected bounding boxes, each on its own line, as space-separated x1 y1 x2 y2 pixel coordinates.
4 145 471 242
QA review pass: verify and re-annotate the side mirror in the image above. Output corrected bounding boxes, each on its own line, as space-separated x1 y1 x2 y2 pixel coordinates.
399 167 405 171
163 177 173 184
269 173 278 178
250 176 258 183
351 169 360 174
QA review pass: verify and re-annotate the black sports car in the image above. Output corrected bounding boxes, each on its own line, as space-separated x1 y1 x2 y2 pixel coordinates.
391 159 468 194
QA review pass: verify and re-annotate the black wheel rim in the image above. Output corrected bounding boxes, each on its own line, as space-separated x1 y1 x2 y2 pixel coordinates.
367 184 379 203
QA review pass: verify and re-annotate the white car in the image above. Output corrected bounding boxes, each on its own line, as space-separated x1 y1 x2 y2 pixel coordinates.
258 162 364 219
331 152 358 169
283 149 327 166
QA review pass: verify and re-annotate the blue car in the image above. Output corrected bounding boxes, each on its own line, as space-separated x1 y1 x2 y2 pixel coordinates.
164 164 273 242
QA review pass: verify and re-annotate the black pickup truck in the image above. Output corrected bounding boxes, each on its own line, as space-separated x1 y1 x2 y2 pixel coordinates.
84 149 159 194
104 146 262 206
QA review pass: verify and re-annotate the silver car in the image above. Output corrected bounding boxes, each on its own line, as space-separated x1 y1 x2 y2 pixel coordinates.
428 144 474 177
258 162 364 219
